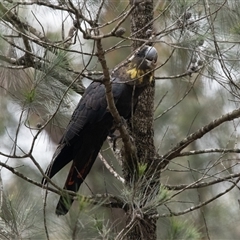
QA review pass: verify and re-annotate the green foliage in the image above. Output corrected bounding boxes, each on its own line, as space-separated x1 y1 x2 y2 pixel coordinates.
137 163 147 177
142 185 172 215
157 185 171 203
167 217 201 240
230 21 240 35
12 49 76 130
77 195 90 212
177 0 193 9
93 216 112 239
23 89 36 104
0 188 44 239
166 217 201 240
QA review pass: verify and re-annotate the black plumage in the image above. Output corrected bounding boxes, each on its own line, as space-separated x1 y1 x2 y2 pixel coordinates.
42 45 158 215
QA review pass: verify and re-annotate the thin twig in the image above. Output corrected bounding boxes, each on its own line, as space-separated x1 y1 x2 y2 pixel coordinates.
98 153 125 184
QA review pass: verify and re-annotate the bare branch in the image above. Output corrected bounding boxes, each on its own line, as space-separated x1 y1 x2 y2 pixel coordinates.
160 108 240 168
98 153 125 184
161 177 240 217
179 148 240 157
95 38 138 174
165 171 240 190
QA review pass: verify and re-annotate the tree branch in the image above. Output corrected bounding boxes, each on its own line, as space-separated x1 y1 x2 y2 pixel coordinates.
179 148 240 157
98 153 125 184
161 177 240 217
0 160 127 210
164 171 240 190
95 38 138 175
160 108 240 169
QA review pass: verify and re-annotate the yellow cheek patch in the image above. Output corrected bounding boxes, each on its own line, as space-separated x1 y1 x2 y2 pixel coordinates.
126 68 137 79
126 68 145 83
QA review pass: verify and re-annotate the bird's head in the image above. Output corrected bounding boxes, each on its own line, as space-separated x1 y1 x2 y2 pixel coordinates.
126 45 158 86
129 45 158 70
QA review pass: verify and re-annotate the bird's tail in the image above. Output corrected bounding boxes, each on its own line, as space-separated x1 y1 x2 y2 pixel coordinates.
55 148 100 215
42 144 73 185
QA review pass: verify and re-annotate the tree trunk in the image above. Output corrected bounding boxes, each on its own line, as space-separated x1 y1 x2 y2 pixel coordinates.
123 1 159 239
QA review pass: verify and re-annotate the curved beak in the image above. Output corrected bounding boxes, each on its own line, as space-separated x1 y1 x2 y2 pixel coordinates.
145 46 158 69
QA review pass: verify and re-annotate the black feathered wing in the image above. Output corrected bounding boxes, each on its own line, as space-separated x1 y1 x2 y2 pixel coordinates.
42 78 137 215
55 118 111 215
43 81 109 181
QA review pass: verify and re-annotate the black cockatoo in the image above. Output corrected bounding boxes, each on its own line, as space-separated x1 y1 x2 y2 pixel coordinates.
42 45 158 215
